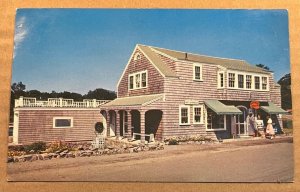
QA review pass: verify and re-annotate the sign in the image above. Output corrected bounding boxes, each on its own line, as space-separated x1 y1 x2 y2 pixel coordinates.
184 100 199 105
250 100 260 109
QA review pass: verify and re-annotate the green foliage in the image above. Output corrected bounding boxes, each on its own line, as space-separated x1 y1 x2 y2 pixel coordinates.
278 73 292 110
256 64 270 71
168 138 179 145
84 88 117 100
24 141 47 153
9 82 117 122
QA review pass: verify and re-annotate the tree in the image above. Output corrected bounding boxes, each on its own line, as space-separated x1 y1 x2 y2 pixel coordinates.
11 81 26 92
84 88 117 100
277 73 292 110
256 64 270 71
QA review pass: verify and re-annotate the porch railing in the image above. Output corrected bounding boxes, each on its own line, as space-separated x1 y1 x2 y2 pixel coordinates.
15 96 110 108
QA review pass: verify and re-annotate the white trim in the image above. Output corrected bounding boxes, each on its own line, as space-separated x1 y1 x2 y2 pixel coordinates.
179 105 190 125
14 108 101 111
13 111 19 144
226 70 269 91
193 63 203 81
53 117 73 128
193 105 204 124
117 45 140 89
217 71 225 88
138 45 166 78
206 111 227 131
128 70 148 90
148 44 246 62
133 53 141 61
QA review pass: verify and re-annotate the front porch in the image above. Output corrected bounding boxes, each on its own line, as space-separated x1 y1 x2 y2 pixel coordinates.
100 94 164 143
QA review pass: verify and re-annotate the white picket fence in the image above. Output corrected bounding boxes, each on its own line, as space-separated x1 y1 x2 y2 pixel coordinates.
15 96 110 108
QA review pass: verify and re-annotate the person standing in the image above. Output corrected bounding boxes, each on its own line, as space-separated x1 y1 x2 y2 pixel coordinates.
248 113 256 137
256 114 264 138
266 116 275 139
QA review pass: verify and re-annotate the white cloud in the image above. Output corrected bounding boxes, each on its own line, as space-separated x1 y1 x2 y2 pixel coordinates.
13 16 28 58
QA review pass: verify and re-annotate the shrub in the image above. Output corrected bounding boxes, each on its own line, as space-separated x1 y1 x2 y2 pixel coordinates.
24 141 47 153
168 138 179 145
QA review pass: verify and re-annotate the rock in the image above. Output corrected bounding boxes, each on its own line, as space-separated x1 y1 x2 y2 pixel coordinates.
30 154 39 162
23 154 33 161
13 156 19 163
59 152 67 158
39 153 49 160
77 145 84 150
7 157 14 163
66 152 75 158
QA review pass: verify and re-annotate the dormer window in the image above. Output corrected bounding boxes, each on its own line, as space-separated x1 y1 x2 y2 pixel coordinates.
129 70 147 90
134 53 141 61
193 63 203 81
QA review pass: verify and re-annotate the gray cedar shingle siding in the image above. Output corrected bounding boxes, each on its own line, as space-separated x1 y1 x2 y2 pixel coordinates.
118 48 165 98
115 44 282 140
17 109 103 144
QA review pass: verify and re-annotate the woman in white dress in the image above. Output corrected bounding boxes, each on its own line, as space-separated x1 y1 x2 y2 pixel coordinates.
266 116 275 139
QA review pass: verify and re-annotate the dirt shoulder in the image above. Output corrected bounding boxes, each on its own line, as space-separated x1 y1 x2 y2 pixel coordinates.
7 137 293 178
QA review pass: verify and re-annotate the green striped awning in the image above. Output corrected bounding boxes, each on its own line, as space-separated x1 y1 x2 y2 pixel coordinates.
260 102 288 114
204 100 242 115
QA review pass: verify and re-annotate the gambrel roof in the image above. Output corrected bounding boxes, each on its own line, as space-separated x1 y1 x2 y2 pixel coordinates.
138 44 271 75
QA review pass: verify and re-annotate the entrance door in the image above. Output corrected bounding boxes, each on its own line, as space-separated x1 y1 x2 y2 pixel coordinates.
236 106 248 137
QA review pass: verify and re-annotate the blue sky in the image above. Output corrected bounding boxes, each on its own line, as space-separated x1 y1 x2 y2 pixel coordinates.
12 9 290 94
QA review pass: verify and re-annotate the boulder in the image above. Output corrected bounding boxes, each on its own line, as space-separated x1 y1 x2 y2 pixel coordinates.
23 154 33 161
7 157 14 163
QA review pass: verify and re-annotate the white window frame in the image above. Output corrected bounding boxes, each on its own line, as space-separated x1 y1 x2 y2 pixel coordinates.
193 105 204 124
217 71 225 88
238 74 244 89
254 76 260 90
262 76 268 90
205 109 227 131
179 105 190 125
128 70 148 90
246 75 252 89
133 53 141 61
193 63 203 81
53 117 73 128
226 70 269 91
228 73 235 88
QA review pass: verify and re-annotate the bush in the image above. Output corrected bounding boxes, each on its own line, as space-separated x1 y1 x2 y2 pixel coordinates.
168 138 179 145
24 141 47 153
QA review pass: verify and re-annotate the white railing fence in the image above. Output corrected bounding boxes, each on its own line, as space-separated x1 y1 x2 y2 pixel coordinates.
15 96 110 108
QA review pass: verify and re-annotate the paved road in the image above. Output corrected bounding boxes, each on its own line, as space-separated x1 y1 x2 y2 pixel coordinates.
7 137 294 182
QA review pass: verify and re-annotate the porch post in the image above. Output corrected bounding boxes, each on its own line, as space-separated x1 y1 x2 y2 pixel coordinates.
116 110 120 139
140 110 145 143
127 110 132 139
106 111 110 137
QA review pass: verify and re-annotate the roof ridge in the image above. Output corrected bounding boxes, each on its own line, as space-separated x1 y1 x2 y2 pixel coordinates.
144 44 246 62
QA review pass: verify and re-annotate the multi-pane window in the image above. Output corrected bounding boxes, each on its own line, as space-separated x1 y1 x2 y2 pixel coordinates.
228 73 235 88
238 74 244 88
207 109 226 130
135 74 140 88
53 117 73 128
246 75 252 89
255 76 260 89
193 106 202 123
193 64 202 81
129 76 134 89
129 71 147 90
218 72 224 88
142 72 147 87
262 77 268 90
180 106 190 125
